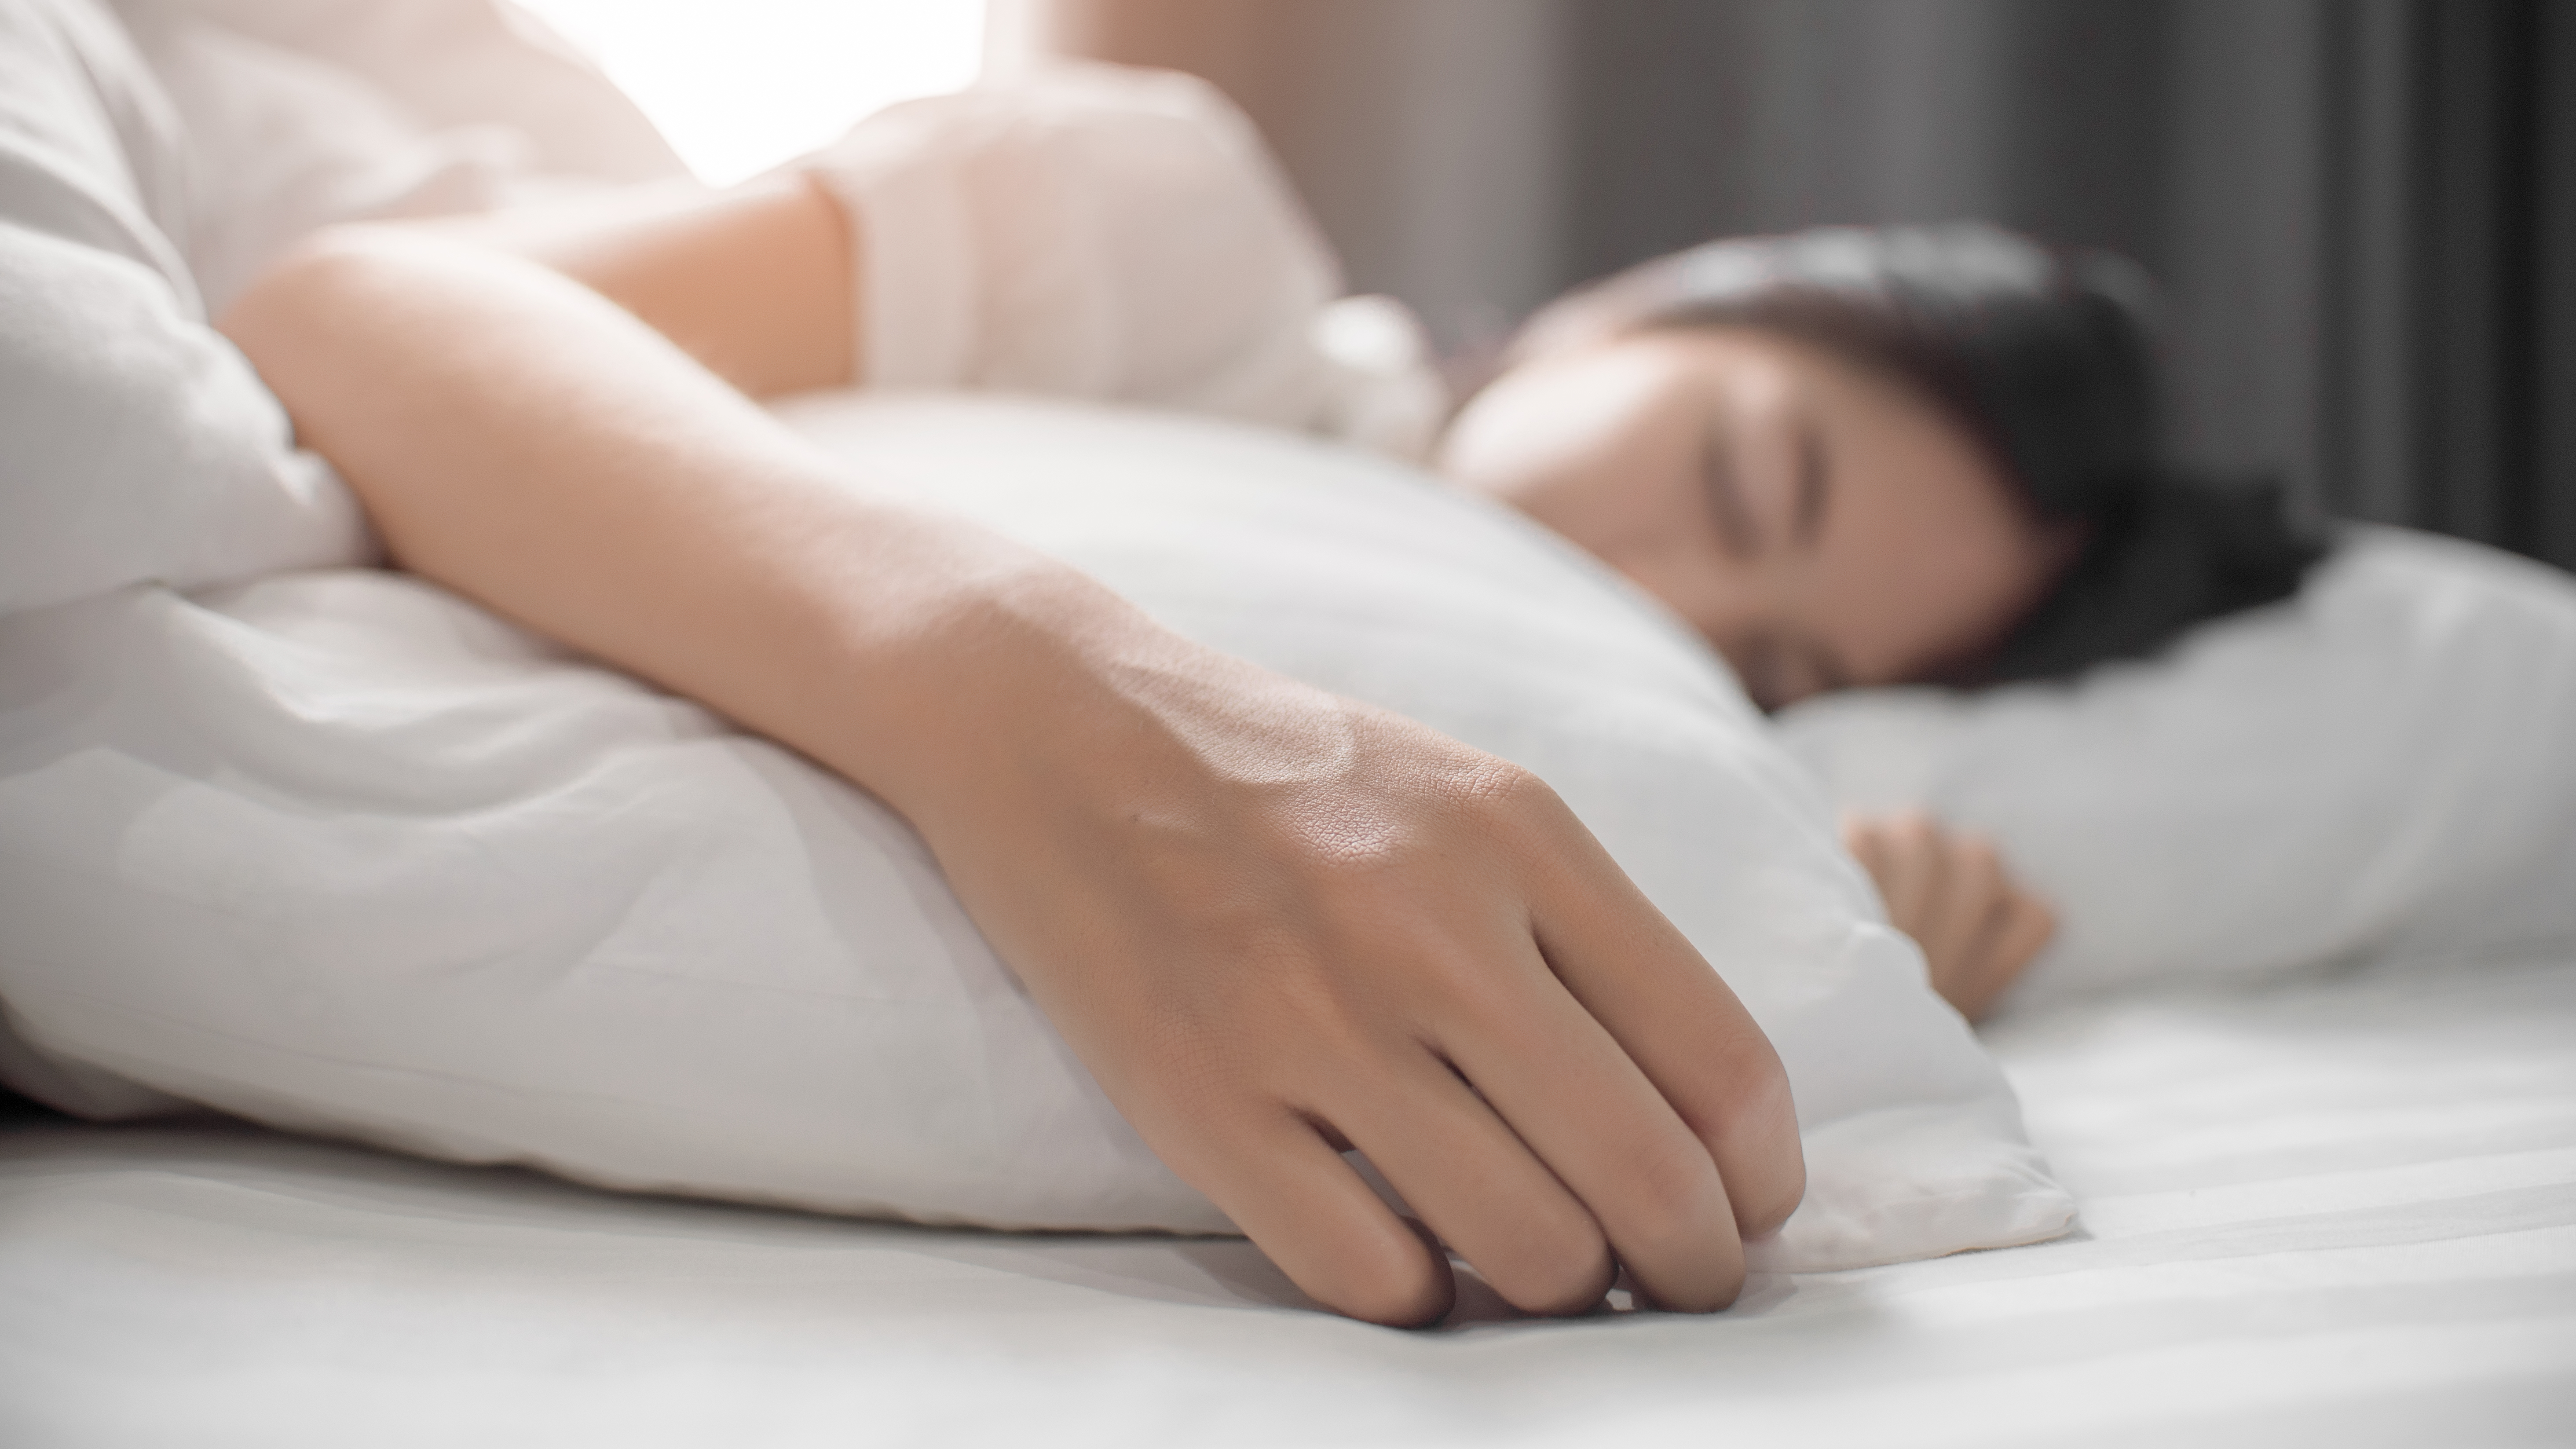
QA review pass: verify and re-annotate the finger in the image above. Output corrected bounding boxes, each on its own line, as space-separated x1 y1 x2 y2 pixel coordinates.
1839 811 1879 857
1183 1109 1456 1327
1841 816 1892 893
1913 834 2005 980
1431 949 1746 1313
1331 1045 1615 1317
1993 889 2057 977
1508 795 1804 1264
1870 811 1946 931
1948 889 2056 1022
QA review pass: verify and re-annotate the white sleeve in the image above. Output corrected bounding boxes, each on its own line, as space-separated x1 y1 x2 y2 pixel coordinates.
801 64 1446 459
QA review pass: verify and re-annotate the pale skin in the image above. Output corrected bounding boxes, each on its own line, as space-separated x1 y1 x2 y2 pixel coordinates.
1443 328 2075 1019
218 175 1806 1328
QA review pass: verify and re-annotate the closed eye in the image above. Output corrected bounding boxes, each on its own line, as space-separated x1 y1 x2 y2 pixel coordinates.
1792 412 1830 551
1701 413 1760 560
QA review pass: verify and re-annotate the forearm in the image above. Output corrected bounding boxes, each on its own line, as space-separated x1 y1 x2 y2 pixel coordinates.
217 223 1138 830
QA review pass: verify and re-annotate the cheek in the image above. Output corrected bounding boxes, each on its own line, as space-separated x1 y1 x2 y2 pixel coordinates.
1815 488 2051 679
1614 548 1758 641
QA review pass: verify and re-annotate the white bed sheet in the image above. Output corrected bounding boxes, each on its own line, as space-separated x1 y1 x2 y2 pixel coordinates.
2 952 2572 1448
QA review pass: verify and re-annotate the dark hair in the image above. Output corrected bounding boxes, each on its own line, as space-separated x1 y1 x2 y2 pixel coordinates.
1508 222 2326 684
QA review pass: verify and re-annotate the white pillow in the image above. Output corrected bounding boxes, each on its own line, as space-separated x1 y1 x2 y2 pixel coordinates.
0 395 2072 1272
0 0 372 618
1776 526 2576 1008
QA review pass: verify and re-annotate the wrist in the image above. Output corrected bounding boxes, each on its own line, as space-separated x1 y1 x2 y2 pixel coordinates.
822 522 1345 860
808 516 1178 825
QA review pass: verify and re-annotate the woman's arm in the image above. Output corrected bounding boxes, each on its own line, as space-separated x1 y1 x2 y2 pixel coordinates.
218 189 1802 1325
402 174 859 399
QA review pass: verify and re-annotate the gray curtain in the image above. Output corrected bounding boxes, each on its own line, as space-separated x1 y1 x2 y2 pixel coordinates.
2321 0 2576 566
1003 0 2576 569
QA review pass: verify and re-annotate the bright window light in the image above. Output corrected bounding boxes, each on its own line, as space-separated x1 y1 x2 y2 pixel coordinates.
513 0 986 186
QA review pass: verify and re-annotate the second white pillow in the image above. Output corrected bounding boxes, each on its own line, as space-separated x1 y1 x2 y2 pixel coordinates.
1777 526 2576 1007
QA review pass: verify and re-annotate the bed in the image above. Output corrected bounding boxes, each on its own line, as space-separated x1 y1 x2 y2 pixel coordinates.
5 947 2570 1447
4 4 2575 1442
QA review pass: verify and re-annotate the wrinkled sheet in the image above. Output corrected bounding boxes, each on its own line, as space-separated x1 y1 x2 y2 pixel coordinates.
3 954 2572 1448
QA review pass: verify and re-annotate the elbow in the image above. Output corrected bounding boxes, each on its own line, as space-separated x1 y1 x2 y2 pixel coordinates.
217 223 430 358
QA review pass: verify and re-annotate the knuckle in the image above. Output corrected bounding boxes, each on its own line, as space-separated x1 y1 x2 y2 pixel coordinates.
1386 945 1500 1025
1888 807 1939 844
1453 757 1557 823
1115 1025 1281 1156
1483 1210 1615 1317
1130 952 1393 1106
1955 837 2002 881
1500 1250 1616 1319
1701 1050 1805 1235
1250 962 1387 1070
1318 1240 1453 1328
1644 1246 1750 1314
2025 895 2059 938
1705 1030 1792 1126
1625 1132 1725 1232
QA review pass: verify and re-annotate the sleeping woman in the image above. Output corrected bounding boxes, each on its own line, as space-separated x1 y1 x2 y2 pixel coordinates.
216 65 2317 1326
1443 223 2322 1018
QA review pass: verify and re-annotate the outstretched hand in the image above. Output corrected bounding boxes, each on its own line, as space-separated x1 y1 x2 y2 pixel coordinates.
1842 810 2055 1021
903 612 1807 1325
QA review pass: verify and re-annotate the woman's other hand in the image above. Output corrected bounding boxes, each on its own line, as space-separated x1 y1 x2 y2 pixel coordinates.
916 618 1807 1327
1841 810 2054 1021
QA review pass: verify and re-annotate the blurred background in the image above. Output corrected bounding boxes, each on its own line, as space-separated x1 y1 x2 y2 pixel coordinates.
516 0 2575 572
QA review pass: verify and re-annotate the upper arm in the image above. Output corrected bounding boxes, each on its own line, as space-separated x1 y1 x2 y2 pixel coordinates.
401 173 860 400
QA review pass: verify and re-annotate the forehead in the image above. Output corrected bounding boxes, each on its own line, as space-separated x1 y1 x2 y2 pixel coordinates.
1626 326 1959 430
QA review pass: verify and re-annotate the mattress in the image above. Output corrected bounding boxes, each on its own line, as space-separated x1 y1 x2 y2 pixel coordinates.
3 950 2570 1447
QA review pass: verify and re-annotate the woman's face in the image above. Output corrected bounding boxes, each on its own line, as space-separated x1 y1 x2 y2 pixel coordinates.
1438 327 2075 710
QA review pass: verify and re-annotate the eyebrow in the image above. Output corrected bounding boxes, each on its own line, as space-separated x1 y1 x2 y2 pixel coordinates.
1701 413 1760 560
1792 413 1830 550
